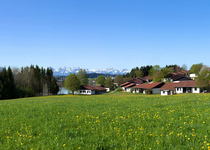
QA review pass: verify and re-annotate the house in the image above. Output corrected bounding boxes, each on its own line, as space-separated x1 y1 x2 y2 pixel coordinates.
130 77 147 84
133 82 165 94
75 85 106 95
159 82 179 95
124 83 136 92
170 74 192 82
159 81 201 96
143 76 153 82
120 82 131 91
170 71 189 76
175 81 200 94
120 77 147 92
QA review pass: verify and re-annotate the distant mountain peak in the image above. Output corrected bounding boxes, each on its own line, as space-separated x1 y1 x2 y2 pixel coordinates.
49 67 129 76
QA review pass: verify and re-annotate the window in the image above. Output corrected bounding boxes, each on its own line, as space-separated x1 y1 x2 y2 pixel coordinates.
163 91 165 94
195 88 197 91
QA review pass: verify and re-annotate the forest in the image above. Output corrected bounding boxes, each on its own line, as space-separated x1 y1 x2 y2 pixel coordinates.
0 65 59 100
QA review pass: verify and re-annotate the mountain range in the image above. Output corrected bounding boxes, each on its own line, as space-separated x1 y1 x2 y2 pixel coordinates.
48 67 130 76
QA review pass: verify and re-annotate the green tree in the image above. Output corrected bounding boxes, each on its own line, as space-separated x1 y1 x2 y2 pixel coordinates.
196 66 210 92
41 67 46 95
46 68 53 95
50 77 59 95
0 80 2 99
105 77 113 89
149 65 161 76
7 66 15 99
135 70 143 77
130 68 136 78
0 71 2 99
77 69 88 85
114 74 124 85
64 73 81 95
1 67 8 99
153 71 163 82
190 63 203 75
140 65 153 77
161 68 171 78
97 75 105 85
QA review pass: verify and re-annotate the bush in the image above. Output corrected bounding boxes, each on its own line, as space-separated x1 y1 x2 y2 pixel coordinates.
145 89 153 94
116 86 122 92
130 88 135 93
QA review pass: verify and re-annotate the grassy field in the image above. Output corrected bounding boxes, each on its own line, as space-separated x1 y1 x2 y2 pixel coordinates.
1 93 210 149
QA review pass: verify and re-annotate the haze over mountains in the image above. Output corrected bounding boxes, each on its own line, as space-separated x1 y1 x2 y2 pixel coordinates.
48 67 130 76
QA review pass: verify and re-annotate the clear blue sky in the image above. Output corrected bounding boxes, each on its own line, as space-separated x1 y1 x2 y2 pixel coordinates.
0 0 210 71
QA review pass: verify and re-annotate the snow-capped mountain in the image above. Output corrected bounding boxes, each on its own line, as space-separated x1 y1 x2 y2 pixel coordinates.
46 67 130 76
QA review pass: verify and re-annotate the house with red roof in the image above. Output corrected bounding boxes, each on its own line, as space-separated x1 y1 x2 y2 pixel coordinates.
159 81 201 95
120 77 147 92
159 82 179 95
75 85 106 95
133 82 165 94
175 81 200 94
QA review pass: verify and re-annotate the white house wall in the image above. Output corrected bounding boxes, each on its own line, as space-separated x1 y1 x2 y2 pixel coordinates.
105 88 110 92
176 88 183 94
176 87 200 94
76 90 92 95
192 87 200 93
126 88 131 92
161 90 169 96
161 90 174 96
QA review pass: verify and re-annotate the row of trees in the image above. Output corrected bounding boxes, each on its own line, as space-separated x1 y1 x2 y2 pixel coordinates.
123 64 187 82
0 65 59 100
123 65 153 78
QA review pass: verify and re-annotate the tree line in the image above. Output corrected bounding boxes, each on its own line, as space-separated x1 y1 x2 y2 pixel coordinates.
0 65 59 100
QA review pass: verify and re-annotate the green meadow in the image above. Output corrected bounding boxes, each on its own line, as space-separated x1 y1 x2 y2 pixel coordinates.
1 93 210 149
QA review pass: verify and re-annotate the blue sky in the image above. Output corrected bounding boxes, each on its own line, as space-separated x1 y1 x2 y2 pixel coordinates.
0 0 210 71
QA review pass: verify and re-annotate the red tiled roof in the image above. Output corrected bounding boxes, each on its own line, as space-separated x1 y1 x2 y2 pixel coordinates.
130 78 144 84
133 82 164 89
171 74 192 81
175 81 196 88
171 71 189 76
81 85 106 91
159 82 179 91
120 82 131 87
133 83 148 89
143 76 153 80
124 83 135 88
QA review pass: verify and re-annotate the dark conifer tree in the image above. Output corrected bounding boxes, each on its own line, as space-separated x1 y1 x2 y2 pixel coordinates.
41 67 46 95
34 65 42 96
1 67 8 99
7 66 15 99
0 71 2 99
50 77 59 95
46 68 53 95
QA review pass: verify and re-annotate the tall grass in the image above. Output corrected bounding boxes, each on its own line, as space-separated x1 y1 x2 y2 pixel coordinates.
1 93 210 149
